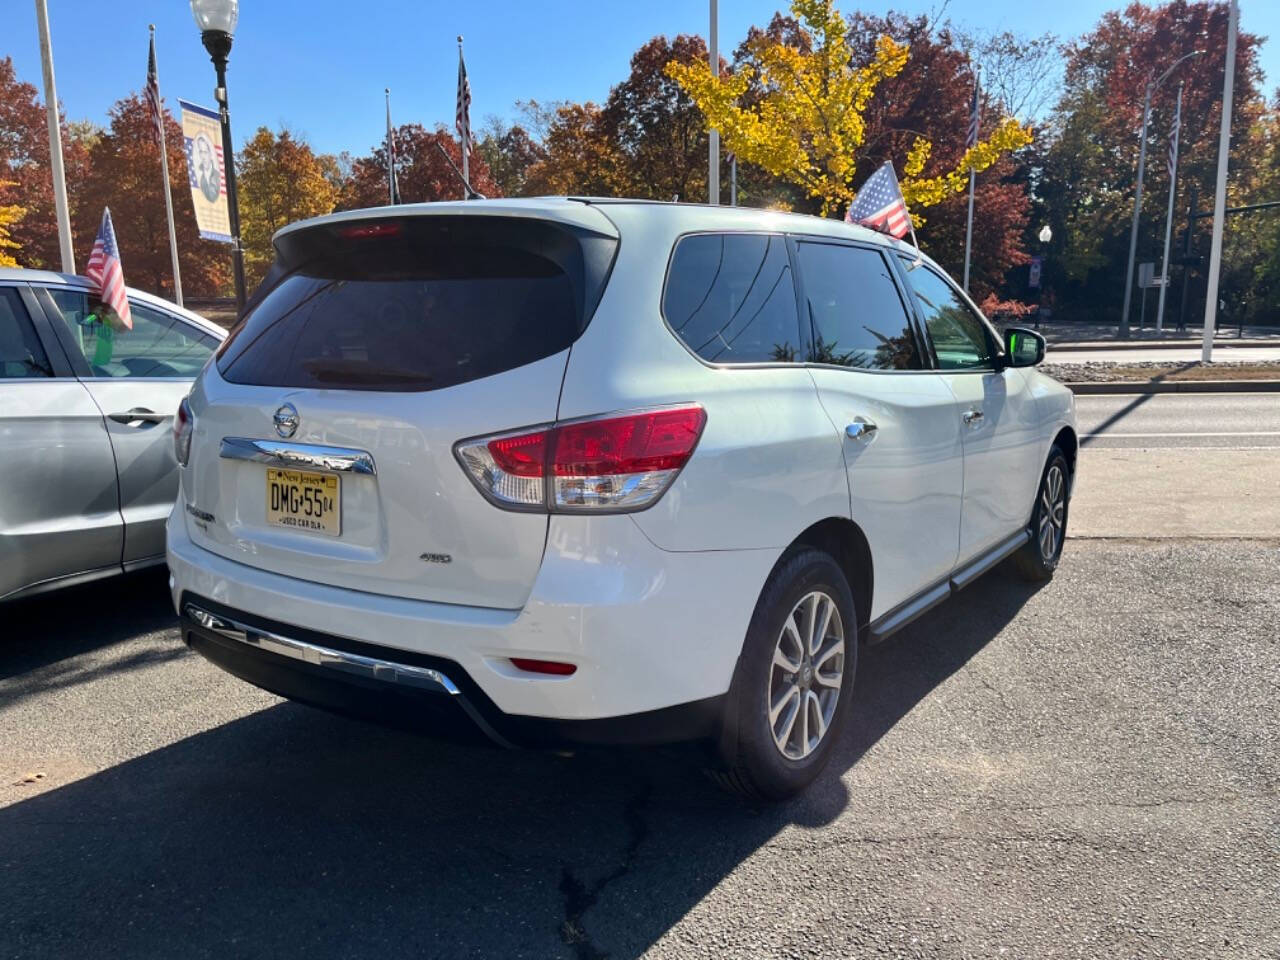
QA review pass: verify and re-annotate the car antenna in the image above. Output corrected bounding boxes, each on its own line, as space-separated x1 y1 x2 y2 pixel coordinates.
435 141 486 200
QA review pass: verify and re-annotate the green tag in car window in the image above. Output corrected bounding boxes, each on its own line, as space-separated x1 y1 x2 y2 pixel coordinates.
92 321 115 366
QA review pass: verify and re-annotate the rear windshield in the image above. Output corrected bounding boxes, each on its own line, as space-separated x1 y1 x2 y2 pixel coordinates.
218 216 616 392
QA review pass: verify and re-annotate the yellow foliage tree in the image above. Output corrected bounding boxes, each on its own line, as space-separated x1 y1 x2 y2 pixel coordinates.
665 0 1032 217
0 182 25 267
238 128 337 287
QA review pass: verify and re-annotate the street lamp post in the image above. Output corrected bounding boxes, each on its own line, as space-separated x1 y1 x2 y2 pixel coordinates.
191 0 247 314
1036 224 1051 329
1119 50 1203 340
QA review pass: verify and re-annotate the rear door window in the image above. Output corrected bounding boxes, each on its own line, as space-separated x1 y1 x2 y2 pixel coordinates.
662 233 801 363
795 242 922 370
218 217 615 392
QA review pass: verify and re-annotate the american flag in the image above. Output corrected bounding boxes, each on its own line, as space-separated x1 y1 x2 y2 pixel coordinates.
85 208 132 330
455 41 472 160
145 32 163 148
1168 94 1182 181
966 73 981 150
846 161 912 239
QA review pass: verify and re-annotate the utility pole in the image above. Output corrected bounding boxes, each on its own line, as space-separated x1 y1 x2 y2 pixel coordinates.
1177 186 1197 333
1202 0 1238 364
1155 81 1182 334
1120 50 1203 339
34 0 75 274
708 0 719 205
1120 91 1153 340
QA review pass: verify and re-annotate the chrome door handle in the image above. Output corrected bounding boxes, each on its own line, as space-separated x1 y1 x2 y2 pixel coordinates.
962 409 984 425
109 407 166 425
845 418 878 441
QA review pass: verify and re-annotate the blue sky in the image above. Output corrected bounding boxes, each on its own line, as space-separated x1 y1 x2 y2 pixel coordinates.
7 1 1278 159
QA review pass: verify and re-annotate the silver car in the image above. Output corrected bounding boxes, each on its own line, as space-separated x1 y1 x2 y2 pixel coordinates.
0 268 225 601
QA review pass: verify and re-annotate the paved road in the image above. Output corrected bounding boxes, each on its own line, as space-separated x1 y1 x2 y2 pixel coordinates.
2 399 1277 959
1075 393 1280 449
1049 344 1280 364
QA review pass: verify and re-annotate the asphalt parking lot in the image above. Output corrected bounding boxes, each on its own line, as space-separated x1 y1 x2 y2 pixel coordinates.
2 396 1278 959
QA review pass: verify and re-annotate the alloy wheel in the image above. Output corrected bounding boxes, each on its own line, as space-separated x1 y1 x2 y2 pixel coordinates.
767 591 845 761
1038 464 1066 561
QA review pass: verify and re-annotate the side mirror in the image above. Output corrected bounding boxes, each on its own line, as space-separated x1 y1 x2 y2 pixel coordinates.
1003 326 1046 367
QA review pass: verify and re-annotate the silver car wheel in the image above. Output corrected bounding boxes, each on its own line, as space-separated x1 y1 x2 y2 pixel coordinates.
767 590 845 761
1038 464 1066 561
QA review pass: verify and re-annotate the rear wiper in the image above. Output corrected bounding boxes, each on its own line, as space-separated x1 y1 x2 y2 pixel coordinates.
302 358 429 385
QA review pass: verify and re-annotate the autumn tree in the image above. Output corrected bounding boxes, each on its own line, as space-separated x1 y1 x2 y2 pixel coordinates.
476 118 545 197
521 104 620 196
75 94 231 297
1037 0 1268 323
0 183 23 267
0 57 91 269
598 35 720 201
340 124 499 210
843 13 1035 297
666 0 1031 217
238 127 337 286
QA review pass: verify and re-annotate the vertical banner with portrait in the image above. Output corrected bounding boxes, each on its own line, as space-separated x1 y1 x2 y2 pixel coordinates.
178 99 233 244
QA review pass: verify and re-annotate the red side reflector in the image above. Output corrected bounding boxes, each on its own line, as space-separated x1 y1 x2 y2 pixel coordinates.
338 222 402 239
510 658 577 676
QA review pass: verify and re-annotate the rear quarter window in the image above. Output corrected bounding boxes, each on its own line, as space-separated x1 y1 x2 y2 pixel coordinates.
662 233 801 364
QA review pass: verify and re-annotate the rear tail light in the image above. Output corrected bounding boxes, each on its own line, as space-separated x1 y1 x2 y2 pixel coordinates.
174 396 193 467
455 405 706 513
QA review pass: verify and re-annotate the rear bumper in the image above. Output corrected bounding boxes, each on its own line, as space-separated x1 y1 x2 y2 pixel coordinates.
179 596 722 747
167 505 778 733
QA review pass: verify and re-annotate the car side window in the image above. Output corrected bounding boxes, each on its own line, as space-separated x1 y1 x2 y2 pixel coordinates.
898 261 995 370
45 289 218 378
663 233 802 363
795 242 922 370
0 287 54 379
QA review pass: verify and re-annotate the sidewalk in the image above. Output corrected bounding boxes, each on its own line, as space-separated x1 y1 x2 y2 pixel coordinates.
1003 319 1280 345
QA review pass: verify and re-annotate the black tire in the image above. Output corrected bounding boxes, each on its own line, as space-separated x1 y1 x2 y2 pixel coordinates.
1009 445 1070 582
711 547 858 802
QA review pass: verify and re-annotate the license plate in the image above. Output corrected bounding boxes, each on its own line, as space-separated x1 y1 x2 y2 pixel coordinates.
265 467 341 537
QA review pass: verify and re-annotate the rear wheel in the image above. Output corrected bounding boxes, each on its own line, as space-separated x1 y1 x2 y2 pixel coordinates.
712 547 857 801
1010 446 1070 582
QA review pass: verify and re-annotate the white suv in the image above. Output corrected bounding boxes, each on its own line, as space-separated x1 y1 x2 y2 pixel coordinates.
168 198 1075 799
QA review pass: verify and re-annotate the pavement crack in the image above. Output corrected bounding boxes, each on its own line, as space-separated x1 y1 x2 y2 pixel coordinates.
558 778 652 960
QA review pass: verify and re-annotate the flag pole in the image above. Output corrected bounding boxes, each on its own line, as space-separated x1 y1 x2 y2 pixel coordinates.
1155 80 1182 335
962 169 975 290
457 37 470 192
1201 0 1237 363
151 26 183 306
34 0 75 273
962 66 979 292
385 87 395 206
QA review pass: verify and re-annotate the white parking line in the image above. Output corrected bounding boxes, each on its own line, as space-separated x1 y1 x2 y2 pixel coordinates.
1081 431 1280 438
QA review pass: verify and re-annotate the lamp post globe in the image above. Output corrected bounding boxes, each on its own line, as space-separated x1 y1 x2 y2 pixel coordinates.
191 0 238 38
1039 225 1052 244
190 0 246 313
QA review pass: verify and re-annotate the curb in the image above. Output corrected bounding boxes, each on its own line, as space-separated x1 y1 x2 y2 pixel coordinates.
1048 338 1278 352
1067 379 1280 395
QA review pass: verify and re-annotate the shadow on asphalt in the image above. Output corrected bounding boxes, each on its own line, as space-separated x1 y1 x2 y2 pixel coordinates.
0 568 175 681
0 568 1044 959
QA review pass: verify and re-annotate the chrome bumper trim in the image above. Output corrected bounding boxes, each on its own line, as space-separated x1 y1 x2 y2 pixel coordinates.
182 602 459 695
219 437 377 475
